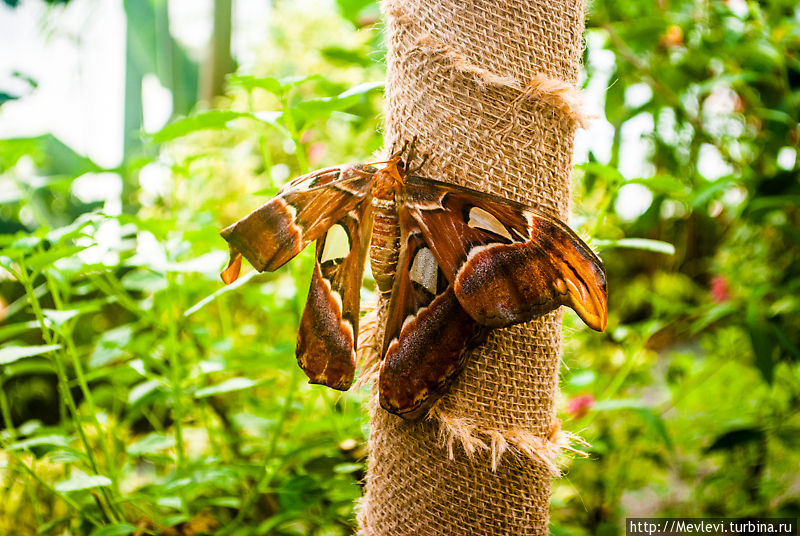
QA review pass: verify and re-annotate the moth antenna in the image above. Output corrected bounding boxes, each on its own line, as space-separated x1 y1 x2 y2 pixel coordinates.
389 139 409 160
407 151 428 175
406 136 420 169
415 153 430 174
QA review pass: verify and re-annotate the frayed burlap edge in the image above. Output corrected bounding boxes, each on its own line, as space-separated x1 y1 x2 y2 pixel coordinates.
354 306 383 390
427 409 590 476
383 0 589 129
355 311 589 477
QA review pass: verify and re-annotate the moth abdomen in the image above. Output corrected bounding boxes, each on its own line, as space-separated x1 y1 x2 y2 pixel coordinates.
369 196 400 293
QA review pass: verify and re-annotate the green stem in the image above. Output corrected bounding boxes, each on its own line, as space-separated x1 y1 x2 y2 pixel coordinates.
89 271 153 321
218 366 302 535
43 272 125 517
165 271 189 517
24 463 45 528
0 382 16 440
0 439 104 528
14 260 118 524
281 94 309 174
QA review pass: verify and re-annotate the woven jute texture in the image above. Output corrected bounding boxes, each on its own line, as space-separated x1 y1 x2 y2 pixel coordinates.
358 0 586 534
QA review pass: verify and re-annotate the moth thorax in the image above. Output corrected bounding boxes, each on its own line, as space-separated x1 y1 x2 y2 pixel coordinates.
369 196 400 294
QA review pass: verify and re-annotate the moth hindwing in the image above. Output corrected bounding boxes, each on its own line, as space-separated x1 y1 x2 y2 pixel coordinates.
220 146 607 420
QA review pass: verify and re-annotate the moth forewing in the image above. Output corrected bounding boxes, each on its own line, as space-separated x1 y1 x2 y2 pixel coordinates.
220 164 375 275
403 178 607 333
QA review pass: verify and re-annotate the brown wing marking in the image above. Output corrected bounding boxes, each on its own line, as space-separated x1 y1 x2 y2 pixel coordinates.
378 210 484 419
296 200 373 390
220 164 374 279
403 176 607 331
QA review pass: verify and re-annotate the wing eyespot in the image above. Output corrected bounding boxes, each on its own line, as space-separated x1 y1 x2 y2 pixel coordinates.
409 246 438 295
319 223 352 267
466 206 514 243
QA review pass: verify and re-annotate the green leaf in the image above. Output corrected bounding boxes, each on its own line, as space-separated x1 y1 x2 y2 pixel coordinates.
626 175 688 197
157 497 183 510
7 434 70 451
119 270 167 293
333 462 363 474
705 427 765 452
89 524 136 536
150 110 251 143
594 238 675 255
45 215 99 244
691 302 738 333
335 0 377 24
604 74 627 125
89 324 134 368
746 300 776 383
1 359 54 378
577 162 625 185
127 379 163 406
635 408 673 450
47 449 88 464
337 80 384 98
27 246 86 272
183 270 257 317
292 82 383 126
165 251 228 274
321 46 373 67
230 73 323 96
689 180 735 208
293 94 361 124
0 321 39 343
42 308 80 328
1 134 99 177
3 283 47 319
592 399 647 411
566 370 597 388
54 473 112 493
0 344 60 365
33 516 72 535
127 432 175 456
231 74 282 95
195 377 258 398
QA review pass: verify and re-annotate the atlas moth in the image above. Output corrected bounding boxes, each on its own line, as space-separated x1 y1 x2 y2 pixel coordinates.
220 141 607 419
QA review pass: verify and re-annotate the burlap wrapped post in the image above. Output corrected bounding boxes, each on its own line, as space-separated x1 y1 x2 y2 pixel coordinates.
358 0 586 533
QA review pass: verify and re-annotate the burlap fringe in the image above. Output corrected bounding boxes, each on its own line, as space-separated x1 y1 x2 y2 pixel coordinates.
357 311 588 476
355 307 382 390
429 407 589 476
383 0 589 129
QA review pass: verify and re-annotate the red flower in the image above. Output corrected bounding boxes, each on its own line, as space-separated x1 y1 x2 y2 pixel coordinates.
567 394 595 419
710 275 730 303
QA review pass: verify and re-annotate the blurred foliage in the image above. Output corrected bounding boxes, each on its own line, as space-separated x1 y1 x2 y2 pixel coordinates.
554 1 799 534
0 2 381 534
0 0 797 535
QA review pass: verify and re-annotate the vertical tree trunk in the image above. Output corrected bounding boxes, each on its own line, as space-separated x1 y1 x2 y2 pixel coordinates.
359 0 586 533
199 0 234 103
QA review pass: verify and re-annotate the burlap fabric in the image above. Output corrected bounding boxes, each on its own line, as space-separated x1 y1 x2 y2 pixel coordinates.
357 1 586 534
